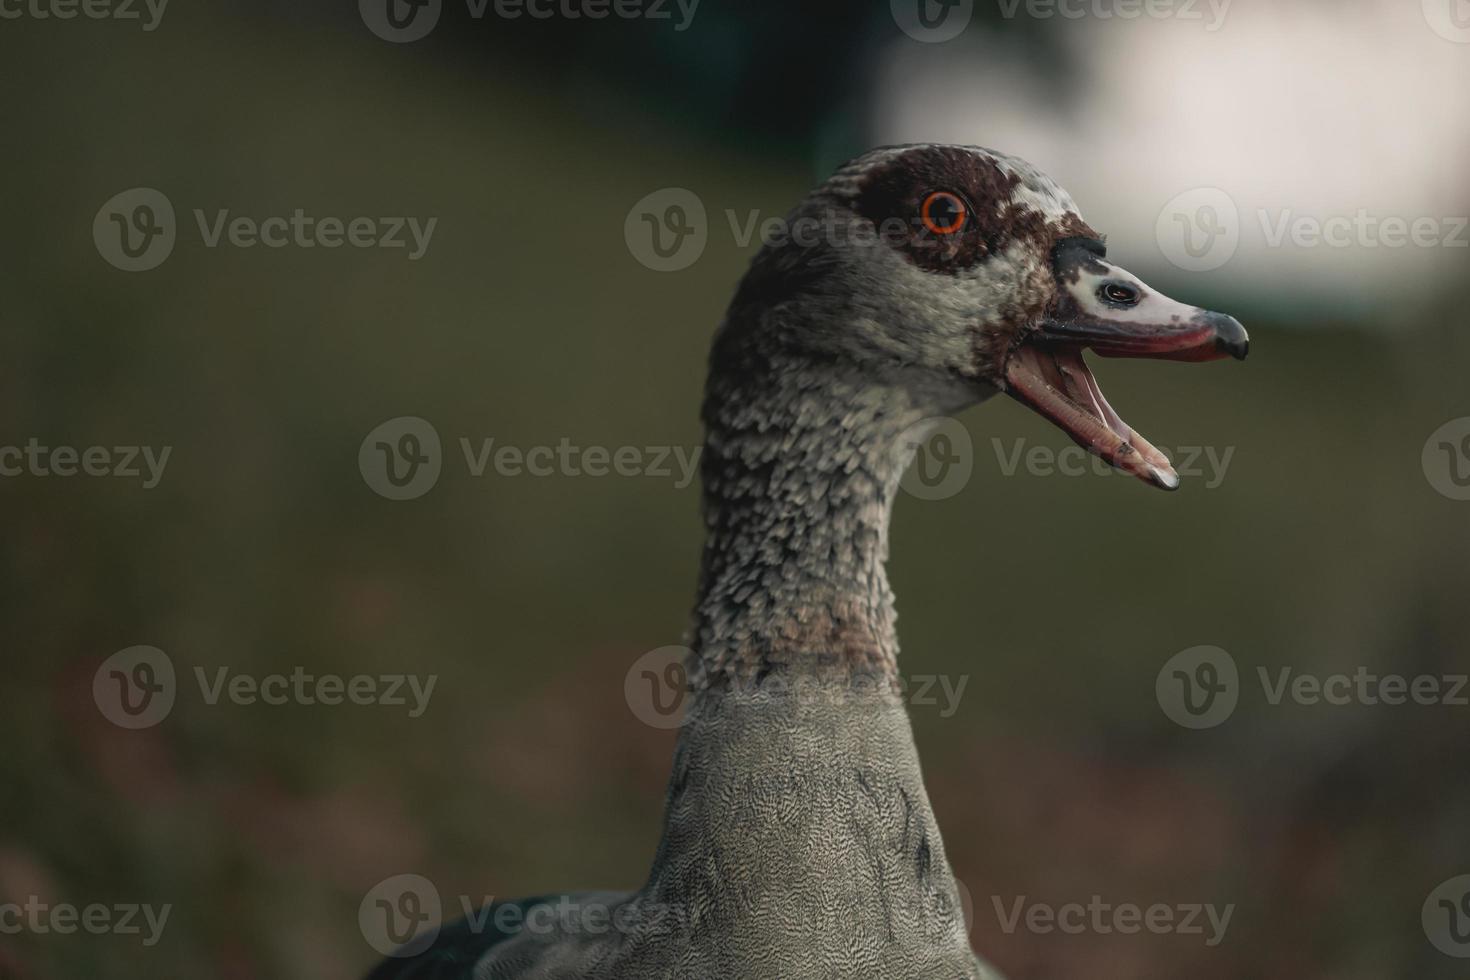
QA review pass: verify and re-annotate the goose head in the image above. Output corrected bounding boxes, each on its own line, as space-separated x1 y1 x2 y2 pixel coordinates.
717 143 1248 490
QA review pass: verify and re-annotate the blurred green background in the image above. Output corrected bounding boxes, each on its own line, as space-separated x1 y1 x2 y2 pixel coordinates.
1 2 1468 978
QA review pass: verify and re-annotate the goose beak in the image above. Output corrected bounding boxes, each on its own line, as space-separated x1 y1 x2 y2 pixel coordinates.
1002 240 1247 491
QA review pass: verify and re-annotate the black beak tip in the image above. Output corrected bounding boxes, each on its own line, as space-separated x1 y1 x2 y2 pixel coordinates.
1216 335 1249 361
1207 314 1249 361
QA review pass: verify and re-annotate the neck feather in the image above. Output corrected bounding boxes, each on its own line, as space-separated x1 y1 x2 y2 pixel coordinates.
687 347 943 693
633 325 988 977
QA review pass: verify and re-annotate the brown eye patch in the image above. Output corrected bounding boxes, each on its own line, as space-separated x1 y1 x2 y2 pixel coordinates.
853 145 1099 276
853 146 1015 273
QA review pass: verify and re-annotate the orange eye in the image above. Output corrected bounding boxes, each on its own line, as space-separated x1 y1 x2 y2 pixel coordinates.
921 191 967 235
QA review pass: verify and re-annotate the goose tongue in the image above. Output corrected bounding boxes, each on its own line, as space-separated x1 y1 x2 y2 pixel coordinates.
1004 343 1181 491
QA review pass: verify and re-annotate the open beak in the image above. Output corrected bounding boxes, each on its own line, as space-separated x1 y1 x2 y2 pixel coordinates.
1002 239 1248 491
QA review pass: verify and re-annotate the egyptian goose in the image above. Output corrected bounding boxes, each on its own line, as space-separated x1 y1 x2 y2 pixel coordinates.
367 143 1247 980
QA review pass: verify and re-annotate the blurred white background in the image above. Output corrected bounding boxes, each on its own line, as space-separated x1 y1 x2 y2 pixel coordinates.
873 0 1470 319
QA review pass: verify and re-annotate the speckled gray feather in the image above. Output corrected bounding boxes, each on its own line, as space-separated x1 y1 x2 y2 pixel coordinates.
469 692 1001 980
369 145 1103 980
